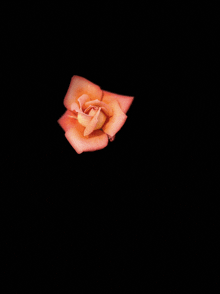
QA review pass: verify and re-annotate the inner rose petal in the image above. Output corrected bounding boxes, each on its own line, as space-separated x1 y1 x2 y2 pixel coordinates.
88 108 107 130
84 108 107 136
77 112 93 128
78 94 90 110
83 99 113 117
77 107 107 135
70 95 110 136
70 102 80 112
84 108 101 136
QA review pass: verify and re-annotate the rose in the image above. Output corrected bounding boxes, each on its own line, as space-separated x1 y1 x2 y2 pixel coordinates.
58 75 134 154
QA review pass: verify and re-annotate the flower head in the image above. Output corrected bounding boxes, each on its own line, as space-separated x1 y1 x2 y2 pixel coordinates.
58 76 134 154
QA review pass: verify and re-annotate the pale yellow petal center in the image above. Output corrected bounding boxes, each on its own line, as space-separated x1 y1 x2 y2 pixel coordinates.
77 113 92 128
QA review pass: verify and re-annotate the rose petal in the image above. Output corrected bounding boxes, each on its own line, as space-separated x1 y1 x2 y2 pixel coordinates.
70 102 80 112
101 90 134 114
107 134 116 142
77 112 93 128
78 94 90 110
84 105 95 114
101 92 127 137
84 107 101 136
57 110 78 133
83 99 113 117
64 75 103 111
65 122 108 154
71 103 92 118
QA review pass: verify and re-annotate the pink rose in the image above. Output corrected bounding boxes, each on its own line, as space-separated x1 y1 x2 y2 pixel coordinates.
57 76 134 154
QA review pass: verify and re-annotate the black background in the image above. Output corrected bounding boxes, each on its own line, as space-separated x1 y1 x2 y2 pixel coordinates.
3 3 217 292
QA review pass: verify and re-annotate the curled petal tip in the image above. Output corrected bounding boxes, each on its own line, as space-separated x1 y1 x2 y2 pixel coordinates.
108 134 116 142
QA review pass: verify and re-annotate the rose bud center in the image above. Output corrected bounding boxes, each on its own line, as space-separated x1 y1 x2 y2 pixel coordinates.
77 107 107 131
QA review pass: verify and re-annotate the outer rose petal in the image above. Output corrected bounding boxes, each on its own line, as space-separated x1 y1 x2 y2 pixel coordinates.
101 91 127 137
57 110 77 133
101 90 134 114
58 110 108 154
65 123 108 154
64 76 103 111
